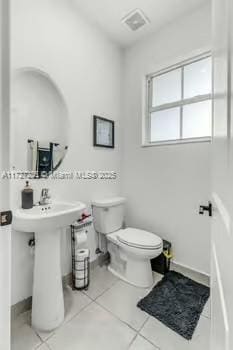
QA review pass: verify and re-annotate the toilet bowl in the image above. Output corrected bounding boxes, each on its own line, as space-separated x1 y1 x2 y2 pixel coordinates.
92 197 162 288
108 228 162 287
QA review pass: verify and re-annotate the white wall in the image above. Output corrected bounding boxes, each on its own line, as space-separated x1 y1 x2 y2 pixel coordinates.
122 4 212 275
11 0 123 305
11 0 212 306
0 1 11 348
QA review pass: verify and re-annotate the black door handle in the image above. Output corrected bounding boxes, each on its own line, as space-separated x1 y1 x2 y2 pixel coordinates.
199 202 212 217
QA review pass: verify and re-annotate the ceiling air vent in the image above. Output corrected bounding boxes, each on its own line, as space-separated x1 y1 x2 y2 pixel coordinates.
122 9 150 31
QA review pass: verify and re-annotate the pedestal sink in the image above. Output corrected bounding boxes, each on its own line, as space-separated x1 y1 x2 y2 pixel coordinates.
13 201 86 331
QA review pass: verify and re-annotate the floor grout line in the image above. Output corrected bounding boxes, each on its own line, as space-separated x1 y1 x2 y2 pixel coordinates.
36 330 54 343
94 299 139 334
41 277 130 344
127 333 138 349
38 342 52 350
138 333 161 350
82 276 120 301
45 342 52 350
12 267 210 350
34 291 94 343
63 292 93 323
12 272 119 347
135 315 161 349
35 341 51 349
47 274 154 347
81 271 164 348
126 315 161 350
42 299 95 343
138 313 150 332
94 296 159 343
34 341 43 349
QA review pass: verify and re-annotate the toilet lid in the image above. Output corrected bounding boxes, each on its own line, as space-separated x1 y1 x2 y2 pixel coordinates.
117 228 162 249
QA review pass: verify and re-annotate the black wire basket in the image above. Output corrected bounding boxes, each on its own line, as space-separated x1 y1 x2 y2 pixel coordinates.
71 222 91 291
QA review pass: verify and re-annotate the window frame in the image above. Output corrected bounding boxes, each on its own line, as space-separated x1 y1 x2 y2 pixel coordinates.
143 52 212 147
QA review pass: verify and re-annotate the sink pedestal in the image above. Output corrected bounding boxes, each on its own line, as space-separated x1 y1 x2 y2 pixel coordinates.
13 200 86 331
32 229 64 331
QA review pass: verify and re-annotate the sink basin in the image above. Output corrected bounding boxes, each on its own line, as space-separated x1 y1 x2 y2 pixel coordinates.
13 201 86 332
13 201 86 232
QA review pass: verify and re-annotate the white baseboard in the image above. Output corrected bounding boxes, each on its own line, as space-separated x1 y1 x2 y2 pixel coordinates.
171 260 210 287
172 260 210 278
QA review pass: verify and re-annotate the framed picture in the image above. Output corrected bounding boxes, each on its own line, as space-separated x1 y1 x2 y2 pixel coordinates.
93 115 115 148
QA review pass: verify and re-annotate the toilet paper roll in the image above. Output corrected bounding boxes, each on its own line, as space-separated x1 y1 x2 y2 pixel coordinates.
74 249 89 289
75 249 89 260
75 230 87 248
75 260 88 270
75 249 89 270
75 269 87 279
75 277 88 289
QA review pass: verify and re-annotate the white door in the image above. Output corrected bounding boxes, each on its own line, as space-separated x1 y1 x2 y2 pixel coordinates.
0 0 11 349
211 0 233 348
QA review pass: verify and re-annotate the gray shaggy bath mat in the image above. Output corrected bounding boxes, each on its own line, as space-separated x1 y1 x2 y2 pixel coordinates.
137 271 210 340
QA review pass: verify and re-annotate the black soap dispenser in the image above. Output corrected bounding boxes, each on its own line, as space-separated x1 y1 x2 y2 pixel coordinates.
21 181 34 209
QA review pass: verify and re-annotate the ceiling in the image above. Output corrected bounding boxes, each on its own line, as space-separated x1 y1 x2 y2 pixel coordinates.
72 0 209 48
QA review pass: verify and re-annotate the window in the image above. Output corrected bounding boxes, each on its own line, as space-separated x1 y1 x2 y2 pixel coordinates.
145 54 212 145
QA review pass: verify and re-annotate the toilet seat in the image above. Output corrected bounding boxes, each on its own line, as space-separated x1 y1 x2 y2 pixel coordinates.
117 228 162 250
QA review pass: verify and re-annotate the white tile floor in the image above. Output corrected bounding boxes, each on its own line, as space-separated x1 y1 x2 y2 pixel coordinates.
11 266 211 350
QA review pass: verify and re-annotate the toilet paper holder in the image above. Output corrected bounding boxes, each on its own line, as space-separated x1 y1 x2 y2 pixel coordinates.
71 221 92 291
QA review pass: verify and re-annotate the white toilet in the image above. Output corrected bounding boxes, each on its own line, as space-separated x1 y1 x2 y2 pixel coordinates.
92 197 163 288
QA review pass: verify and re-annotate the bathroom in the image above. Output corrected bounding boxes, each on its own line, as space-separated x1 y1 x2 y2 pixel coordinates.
0 0 232 349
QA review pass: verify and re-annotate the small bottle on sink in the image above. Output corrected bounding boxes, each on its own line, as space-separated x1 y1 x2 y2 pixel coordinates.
21 181 34 209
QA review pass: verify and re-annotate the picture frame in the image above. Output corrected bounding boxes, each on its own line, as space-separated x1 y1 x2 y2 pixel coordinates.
93 115 115 148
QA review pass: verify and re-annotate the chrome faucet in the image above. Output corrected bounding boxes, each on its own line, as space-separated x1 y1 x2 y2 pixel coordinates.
39 188 51 205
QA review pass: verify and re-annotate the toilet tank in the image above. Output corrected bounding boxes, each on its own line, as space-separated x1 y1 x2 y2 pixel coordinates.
92 197 126 234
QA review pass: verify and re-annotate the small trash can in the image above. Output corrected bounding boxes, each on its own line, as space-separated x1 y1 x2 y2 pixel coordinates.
151 239 172 275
